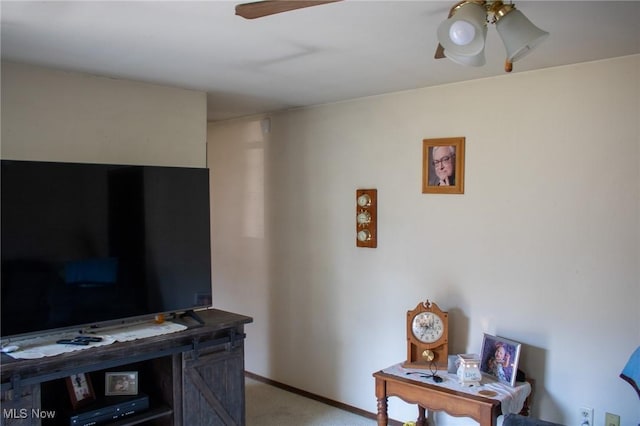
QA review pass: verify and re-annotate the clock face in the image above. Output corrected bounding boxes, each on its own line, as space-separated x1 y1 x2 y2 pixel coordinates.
357 194 371 207
357 211 371 225
411 312 444 343
357 229 371 242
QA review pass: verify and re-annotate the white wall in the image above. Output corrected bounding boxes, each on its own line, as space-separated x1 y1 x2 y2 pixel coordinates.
1 62 207 166
208 55 640 426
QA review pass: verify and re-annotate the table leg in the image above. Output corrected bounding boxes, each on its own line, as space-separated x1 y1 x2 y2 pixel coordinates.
417 405 427 426
376 396 388 426
375 376 389 426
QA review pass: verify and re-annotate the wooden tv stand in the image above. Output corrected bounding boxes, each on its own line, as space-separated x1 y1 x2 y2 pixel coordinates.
0 309 253 426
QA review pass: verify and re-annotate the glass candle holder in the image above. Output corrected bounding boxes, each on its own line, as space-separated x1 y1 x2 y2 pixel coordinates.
457 354 482 387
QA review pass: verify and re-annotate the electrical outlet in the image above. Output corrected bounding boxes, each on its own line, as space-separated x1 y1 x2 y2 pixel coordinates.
580 407 594 426
605 413 620 426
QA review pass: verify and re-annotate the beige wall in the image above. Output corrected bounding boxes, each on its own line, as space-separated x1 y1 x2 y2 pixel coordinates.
2 57 637 426
208 55 640 425
1 62 207 166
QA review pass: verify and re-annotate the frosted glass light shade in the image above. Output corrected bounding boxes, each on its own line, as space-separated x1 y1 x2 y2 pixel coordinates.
445 41 486 66
437 2 487 57
496 9 549 62
445 50 486 67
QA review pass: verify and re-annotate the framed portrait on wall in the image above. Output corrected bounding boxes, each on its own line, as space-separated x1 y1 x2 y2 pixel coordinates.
480 334 521 386
422 137 465 194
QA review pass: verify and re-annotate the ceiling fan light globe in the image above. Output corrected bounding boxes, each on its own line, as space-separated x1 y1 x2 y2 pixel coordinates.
496 9 549 62
444 49 486 67
437 2 487 57
449 20 476 46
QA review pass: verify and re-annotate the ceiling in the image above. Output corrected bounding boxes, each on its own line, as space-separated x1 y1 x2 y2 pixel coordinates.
1 1 639 122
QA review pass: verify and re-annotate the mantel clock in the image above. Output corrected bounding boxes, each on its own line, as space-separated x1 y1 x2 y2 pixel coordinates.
404 299 449 370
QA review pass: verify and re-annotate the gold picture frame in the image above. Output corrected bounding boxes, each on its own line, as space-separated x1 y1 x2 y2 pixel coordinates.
422 137 465 194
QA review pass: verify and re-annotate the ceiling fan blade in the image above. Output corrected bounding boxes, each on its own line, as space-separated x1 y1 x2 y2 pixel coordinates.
235 0 342 20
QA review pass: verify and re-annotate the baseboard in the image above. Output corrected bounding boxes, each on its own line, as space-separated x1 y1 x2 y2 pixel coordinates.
244 371 403 426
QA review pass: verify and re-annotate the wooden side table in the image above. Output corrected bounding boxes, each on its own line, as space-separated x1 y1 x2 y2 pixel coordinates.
373 368 531 426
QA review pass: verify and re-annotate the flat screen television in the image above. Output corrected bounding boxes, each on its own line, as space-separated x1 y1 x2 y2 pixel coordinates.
1 160 212 339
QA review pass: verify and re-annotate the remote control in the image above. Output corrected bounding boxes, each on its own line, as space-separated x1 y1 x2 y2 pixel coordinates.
56 339 90 345
75 336 103 342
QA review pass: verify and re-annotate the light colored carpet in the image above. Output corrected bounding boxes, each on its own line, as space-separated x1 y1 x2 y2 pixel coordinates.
245 377 378 426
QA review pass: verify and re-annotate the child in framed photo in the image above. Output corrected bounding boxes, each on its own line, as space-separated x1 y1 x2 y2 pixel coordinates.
480 334 521 386
105 371 138 396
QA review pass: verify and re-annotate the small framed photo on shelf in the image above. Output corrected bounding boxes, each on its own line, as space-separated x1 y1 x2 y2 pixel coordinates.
480 333 521 386
422 137 465 194
66 373 96 409
105 371 138 396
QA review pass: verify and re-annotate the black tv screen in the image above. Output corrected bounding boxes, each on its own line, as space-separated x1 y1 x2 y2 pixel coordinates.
1 160 212 338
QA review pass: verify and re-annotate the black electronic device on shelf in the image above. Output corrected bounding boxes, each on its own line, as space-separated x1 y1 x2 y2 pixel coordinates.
1 160 213 339
69 394 150 426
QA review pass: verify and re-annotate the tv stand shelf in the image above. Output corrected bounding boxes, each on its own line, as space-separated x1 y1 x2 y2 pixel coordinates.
1 309 252 426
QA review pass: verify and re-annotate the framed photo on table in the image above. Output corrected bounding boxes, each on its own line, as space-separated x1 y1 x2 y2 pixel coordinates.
422 137 465 194
480 334 521 386
66 373 96 409
105 371 139 396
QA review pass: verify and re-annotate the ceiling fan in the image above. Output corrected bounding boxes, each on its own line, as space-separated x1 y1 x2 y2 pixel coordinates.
235 0 547 73
434 1 549 72
235 0 342 20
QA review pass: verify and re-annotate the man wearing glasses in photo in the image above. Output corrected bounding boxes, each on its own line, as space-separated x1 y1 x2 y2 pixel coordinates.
430 145 456 186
